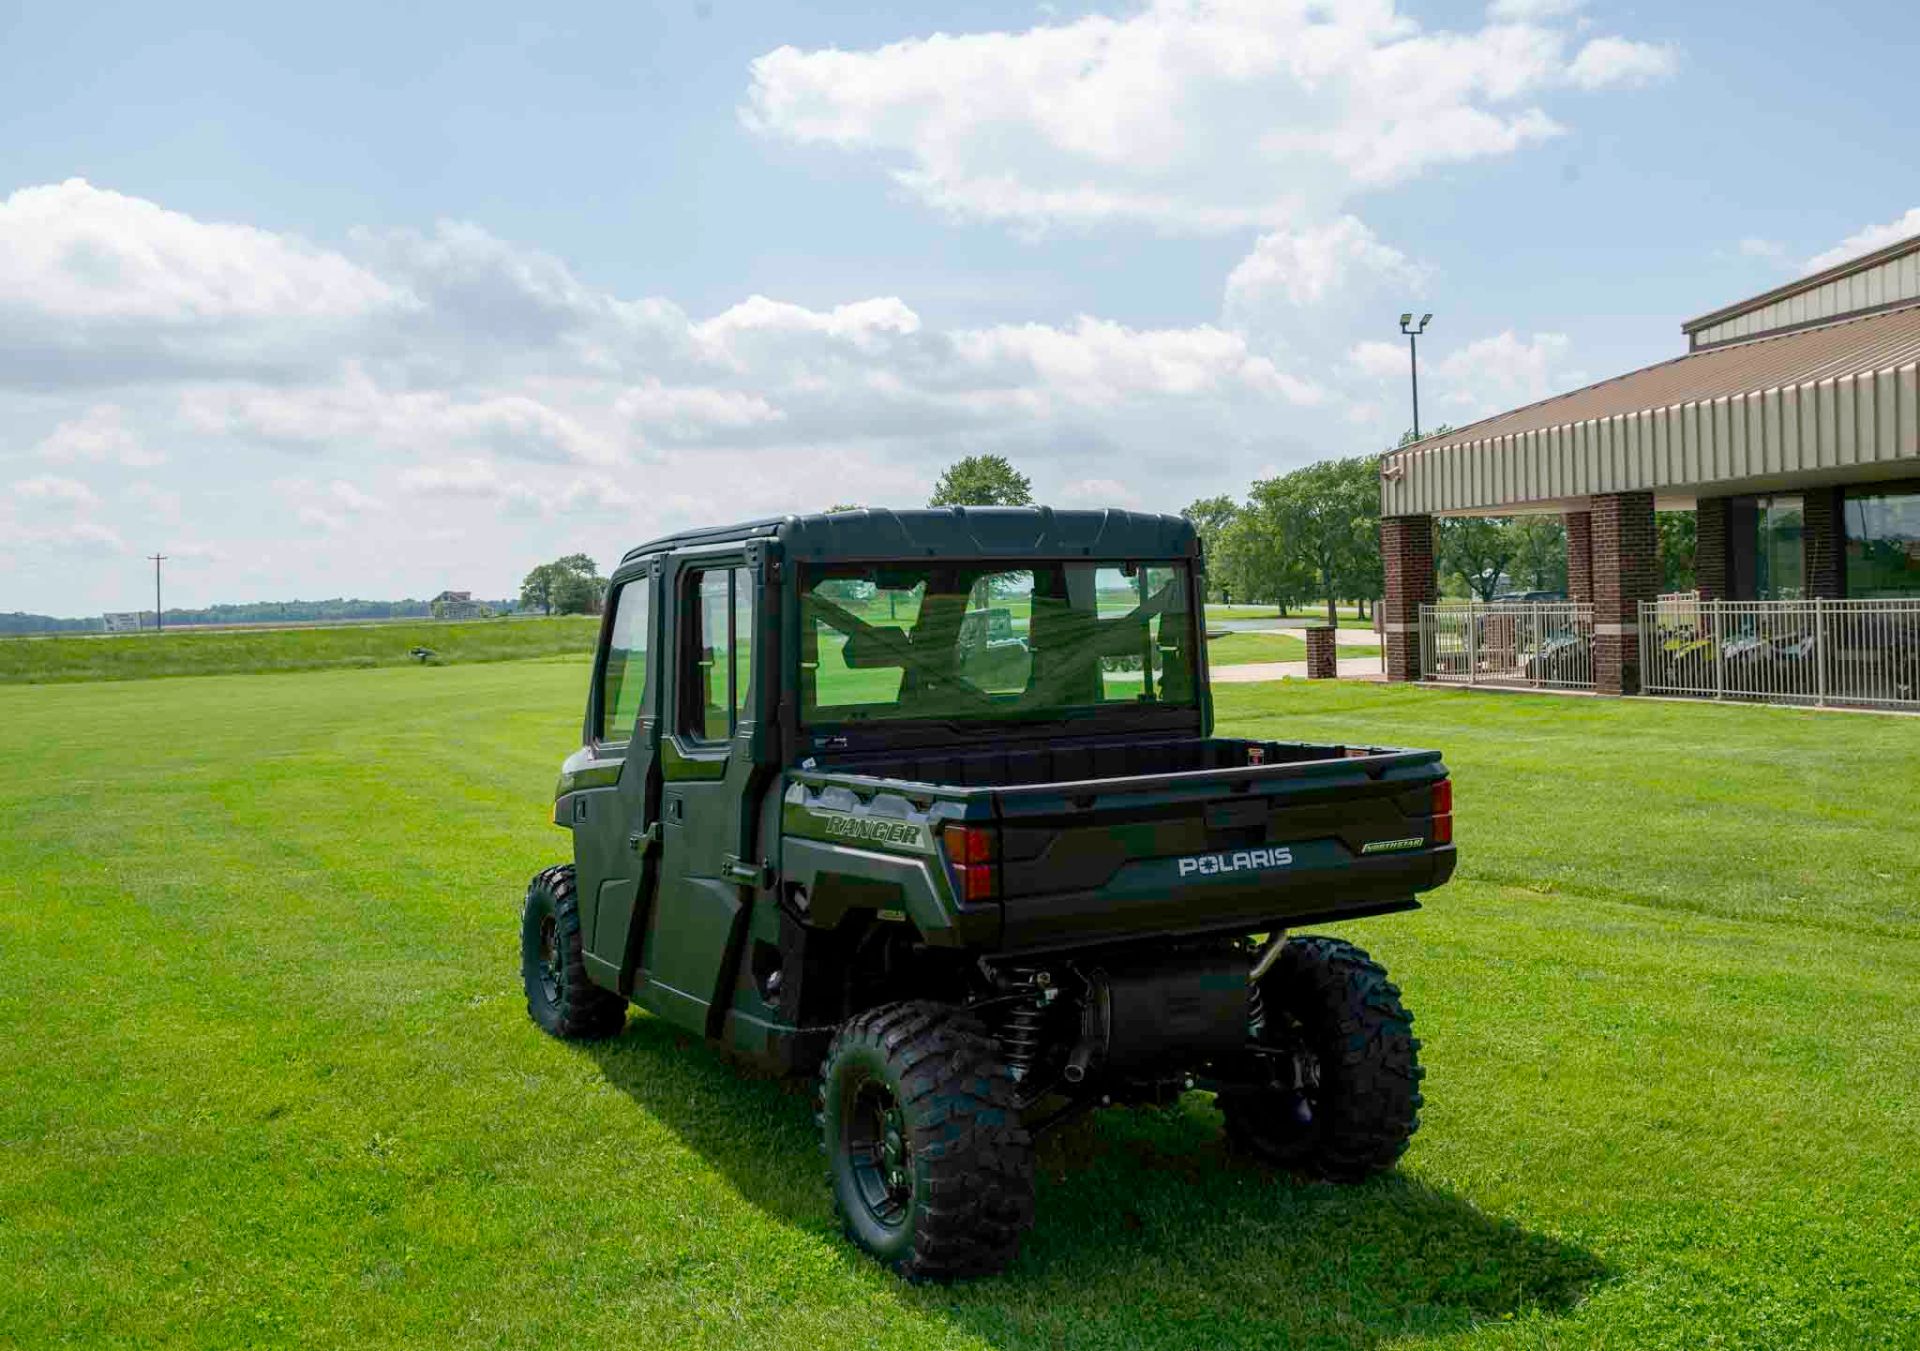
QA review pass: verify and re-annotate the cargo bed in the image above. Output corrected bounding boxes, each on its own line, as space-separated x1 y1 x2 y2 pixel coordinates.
784 734 1455 954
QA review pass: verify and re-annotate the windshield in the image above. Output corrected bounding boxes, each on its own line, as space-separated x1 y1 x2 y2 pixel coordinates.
798 560 1197 726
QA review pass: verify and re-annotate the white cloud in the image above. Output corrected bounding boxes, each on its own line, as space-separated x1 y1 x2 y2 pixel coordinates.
1225 216 1420 313
0 517 126 554
0 179 402 322
397 458 637 518
695 295 922 357
1804 208 1920 274
1566 37 1679 91
1347 330 1577 431
1 472 124 559
614 381 784 439
179 366 623 466
128 481 183 521
1432 330 1575 420
0 180 1429 611
282 476 389 531
327 480 385 514
12 474 101 508
1347 339 1409 382
744 2 1671 236
398 458 505 498
1055 476 1147 510
952 316 1324 407
36 405 167 467
166 540 229 563
1488 0 1582 19
1738 237 1788 264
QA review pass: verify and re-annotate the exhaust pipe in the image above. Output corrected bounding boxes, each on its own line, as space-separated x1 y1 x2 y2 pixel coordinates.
1062 1041 1094 1084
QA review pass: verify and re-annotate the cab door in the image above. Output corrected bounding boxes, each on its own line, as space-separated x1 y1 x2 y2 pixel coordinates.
641 553 768 1038
571 562 663 994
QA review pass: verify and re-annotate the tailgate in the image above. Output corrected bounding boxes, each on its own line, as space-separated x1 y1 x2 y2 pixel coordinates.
991 746 1453 950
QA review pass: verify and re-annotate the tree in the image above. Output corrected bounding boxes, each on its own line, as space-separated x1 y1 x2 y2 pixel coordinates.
1212 508 1306 614
1507 517 1569 593
1243 457 1380 627
520 563 560 617
1334 457 1385 618
929 454 1033 507
522 554 606 617
551 570 604 615
1438 519 1515 602
1397 424 1456 449
1182 495 1240 601
1657 510 1697 593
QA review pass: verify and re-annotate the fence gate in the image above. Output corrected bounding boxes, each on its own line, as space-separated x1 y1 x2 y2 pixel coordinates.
1420 603 1595 690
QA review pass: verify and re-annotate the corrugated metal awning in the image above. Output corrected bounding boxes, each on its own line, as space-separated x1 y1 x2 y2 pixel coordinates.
1381 303 1920 517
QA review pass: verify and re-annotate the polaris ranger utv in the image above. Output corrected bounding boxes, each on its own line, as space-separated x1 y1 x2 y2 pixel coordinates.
521 508 1454 1278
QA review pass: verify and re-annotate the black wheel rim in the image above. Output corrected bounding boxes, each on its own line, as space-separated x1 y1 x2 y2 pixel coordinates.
537 914 560 1005
843 1074 913 1230
1289 1036 1324 1127
1259 1009 1324 1129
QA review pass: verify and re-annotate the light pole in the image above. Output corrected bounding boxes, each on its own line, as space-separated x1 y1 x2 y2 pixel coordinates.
1399 312 1433 439
149 553 167 632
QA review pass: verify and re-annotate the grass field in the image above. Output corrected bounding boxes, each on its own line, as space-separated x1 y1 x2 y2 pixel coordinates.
1207 605 1377 629
0 616 600 683
1206 631 1382 665
0 610 1355 684
3 664 1918 1349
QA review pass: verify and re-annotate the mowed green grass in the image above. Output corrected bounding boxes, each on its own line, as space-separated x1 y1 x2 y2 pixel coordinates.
2 667 1918 1350
1207 631 1382 665
1208 605 1377 629
0 615 600 684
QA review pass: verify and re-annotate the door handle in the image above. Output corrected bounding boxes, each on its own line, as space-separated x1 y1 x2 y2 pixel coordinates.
628 823 662 856
721 854 771 888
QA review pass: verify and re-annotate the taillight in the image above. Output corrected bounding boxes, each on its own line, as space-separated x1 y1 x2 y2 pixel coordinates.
942 823 999 902
1431 778 1453 846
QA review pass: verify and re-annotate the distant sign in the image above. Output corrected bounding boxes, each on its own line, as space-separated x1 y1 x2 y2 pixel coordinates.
103 612 146 633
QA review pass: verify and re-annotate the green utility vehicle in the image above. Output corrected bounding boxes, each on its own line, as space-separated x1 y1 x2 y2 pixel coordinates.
521 508 1455 1278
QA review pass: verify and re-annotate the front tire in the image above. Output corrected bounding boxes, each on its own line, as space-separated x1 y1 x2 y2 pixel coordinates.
520 865 626 1041
818 1002 1034 1279
1220 936 1422 1181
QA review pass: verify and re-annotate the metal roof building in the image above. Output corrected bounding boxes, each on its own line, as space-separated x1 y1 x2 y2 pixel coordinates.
1378 233 1920 699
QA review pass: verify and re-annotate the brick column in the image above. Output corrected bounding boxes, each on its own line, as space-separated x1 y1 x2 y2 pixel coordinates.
1695 496 1731 601
1564 511 1593 603
1591 491 1658 695
1802 486 1845 599
1304 626 1337 679
1380 514 1436 682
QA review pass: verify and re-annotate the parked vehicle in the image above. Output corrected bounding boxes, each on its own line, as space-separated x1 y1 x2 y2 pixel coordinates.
520 508 1456 1278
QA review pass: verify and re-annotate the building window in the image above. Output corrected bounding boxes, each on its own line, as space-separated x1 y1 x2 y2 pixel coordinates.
1753 495 1804 600
1845 489 1920 598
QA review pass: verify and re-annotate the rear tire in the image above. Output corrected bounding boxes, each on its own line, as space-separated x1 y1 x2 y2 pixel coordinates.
520 865 626 1041
818 1002 1034 1280
1220 936 1422 1181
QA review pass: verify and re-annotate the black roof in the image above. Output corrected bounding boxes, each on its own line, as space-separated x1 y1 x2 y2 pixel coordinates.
619 507 1196 566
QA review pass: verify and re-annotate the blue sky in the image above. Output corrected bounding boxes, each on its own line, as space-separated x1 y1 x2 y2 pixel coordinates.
2 0 1916 615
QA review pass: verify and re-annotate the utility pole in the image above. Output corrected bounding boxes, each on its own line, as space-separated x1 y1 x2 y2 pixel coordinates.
1399 312 1433 439
149 553 167 632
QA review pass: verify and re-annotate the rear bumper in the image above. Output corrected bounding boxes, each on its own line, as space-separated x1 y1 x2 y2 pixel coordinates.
993 846 1454 953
